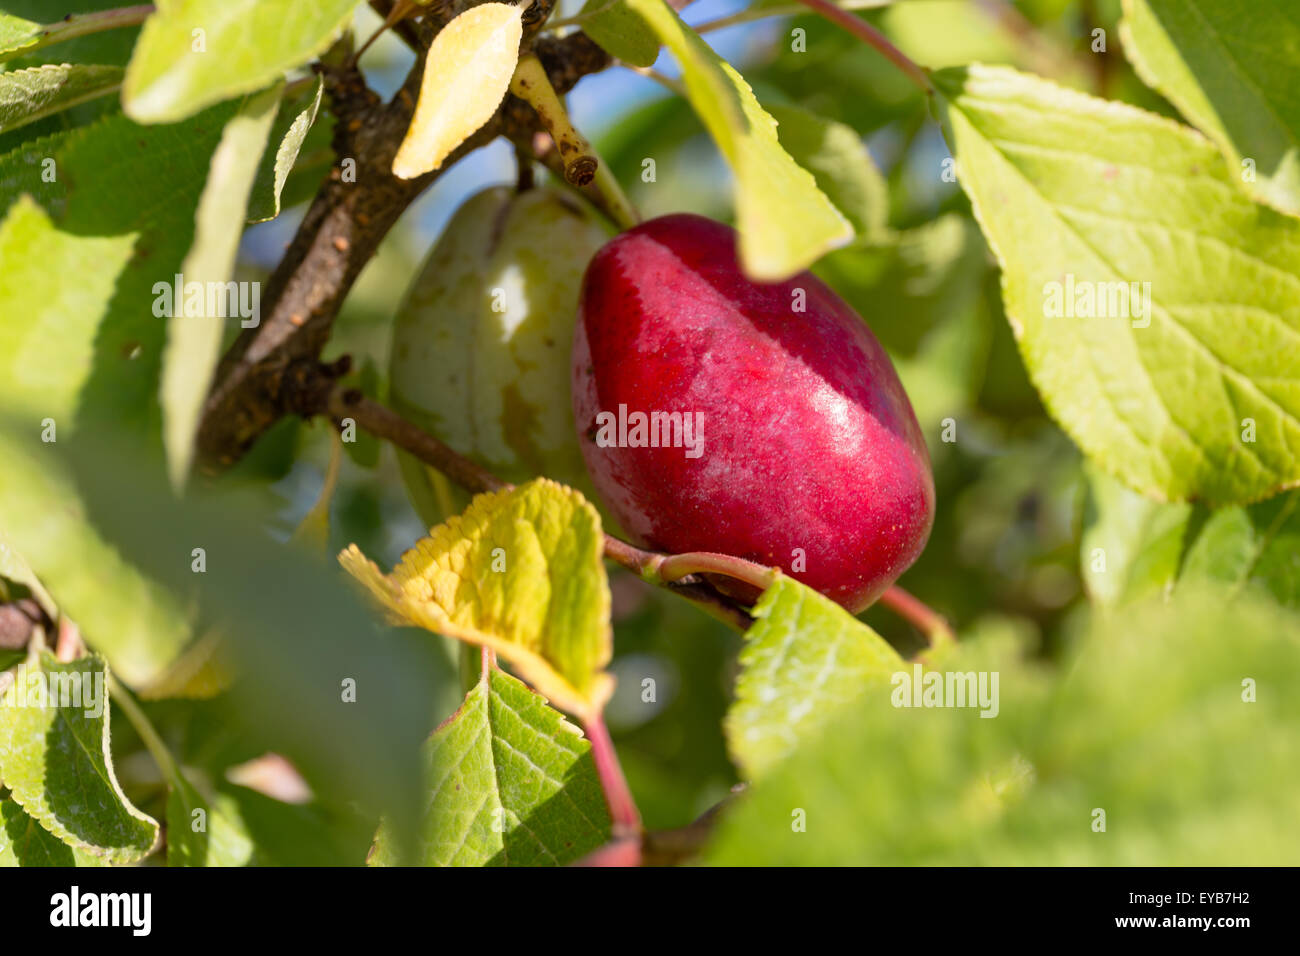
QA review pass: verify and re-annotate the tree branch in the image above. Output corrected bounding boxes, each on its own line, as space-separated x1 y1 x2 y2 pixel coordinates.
195 27 610 473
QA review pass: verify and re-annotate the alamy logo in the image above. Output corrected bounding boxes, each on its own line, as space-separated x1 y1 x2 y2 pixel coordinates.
1042 273 1151 328
891 663 1000 718
152 273 261 328
0 664 104 719
50 886 151 936
593 404 704 459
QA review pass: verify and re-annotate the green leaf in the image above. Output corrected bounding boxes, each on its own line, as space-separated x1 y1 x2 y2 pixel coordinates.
1080 465 1192 608
1121 0 1300 217
0 653 159 864
247 76 323 223
161 85 281 490
767 101 888 241
1181 490 1300 610
1081 468 1300 611
936 64 1300 506
0 3 147 69
0 426 192 688
577 0 660 69
709 594 1300 864
0 64 122 135
0 99 244 438
0 796 105 867
341 479 613 719
44 426 444 847
123 0 358 124
0 195 134 424
726 575 904 780
815 213 988 356
371 667 610 866
623 0 851 279
0 13 40 62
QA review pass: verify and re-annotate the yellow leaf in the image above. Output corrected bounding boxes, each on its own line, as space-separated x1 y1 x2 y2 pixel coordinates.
339 479 613 719
392 2 524 179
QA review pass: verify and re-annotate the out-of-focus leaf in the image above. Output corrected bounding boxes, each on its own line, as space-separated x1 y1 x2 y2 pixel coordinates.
726 575 903 780
0 64 122 134
341 479 613 719
166 774 256 867
162 84 281 489
0 653 159 864
623 0 851 279
0 195 133 423
577 0 659 68
938 64 1300 506
123 0 357 123
291 429 343 551
0 99 243 437
709 594 1300 864
0 425 192 687
370 667 610 866
1180 490 1300 611
44 427 445 855
816 213 987 355
391 3 522 179
1121 0 1300 216
247 75 324 223
1080 466 1191 608
767 101 888 241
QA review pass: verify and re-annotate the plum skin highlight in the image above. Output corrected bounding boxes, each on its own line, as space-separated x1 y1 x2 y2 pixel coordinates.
572 214 935 614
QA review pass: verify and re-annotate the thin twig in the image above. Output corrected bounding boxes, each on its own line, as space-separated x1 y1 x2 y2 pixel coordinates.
792 0 933 94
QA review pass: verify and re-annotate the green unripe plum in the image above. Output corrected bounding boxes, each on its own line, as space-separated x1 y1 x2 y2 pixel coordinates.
389 185 611 527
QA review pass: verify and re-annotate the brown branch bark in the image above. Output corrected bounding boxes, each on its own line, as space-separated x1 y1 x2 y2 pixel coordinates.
195 18 609 473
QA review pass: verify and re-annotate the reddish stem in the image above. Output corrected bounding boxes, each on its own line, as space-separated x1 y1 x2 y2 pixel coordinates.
653 551 777 593
879 585 954 647
792 0 933 94
583 711 641 843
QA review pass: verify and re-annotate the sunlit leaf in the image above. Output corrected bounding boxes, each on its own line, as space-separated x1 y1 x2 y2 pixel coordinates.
938 64 1300 505
123 0 357 124
0 653 159 864
370 667 610 866
161 84 281 490
341 479 613 719
1122 0 1300 216
391 2 523 179
623 0 851 279
0 64 122 135
726 575 903 779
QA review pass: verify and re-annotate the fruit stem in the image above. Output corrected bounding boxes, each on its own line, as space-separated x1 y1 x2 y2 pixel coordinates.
511 54 599 186
510 54 640 229
791 0 933 95
879 585 954 647
583 711 642 842
652 551 778 594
